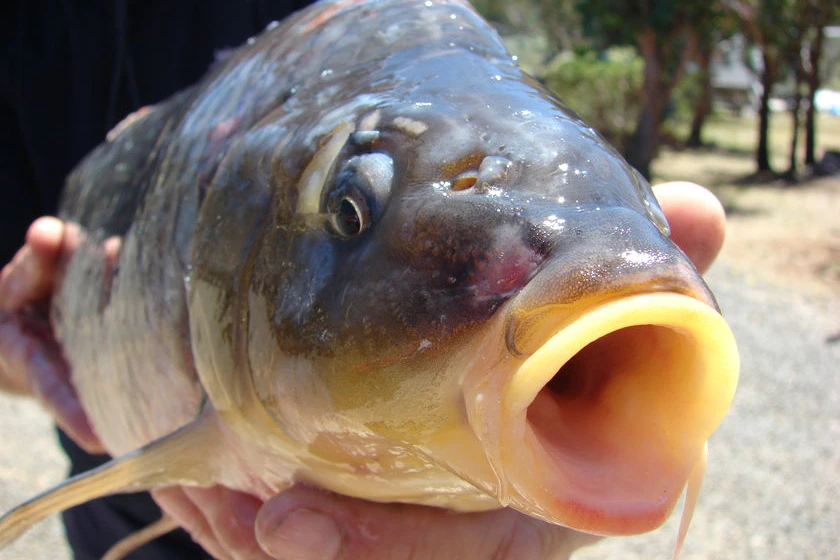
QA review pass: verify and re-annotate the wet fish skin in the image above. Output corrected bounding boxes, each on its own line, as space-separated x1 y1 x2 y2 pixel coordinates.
0 0 738 550
54 0 663 454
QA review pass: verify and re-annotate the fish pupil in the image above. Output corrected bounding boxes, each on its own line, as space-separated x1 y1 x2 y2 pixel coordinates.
335 197 363 236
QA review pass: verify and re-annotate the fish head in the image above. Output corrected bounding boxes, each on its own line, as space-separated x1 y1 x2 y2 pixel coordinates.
189 53 738 537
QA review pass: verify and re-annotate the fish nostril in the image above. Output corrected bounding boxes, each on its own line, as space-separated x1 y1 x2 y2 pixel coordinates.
477 155 512 188
451 173 478 191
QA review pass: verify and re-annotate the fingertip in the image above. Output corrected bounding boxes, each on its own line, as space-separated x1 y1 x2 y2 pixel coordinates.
58 411 107 455
652 182 726 220
652 182 726 273
258 508 343 560
25 217 65 260
256 488 344 560
1 218 67 310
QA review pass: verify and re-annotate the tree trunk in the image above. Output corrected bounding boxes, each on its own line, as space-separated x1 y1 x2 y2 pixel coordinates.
787 33 808 179
627 104 658 179
687 41 713 148
756 52 777 174
787 83 802 179
626 26 682 179
804 14 825 167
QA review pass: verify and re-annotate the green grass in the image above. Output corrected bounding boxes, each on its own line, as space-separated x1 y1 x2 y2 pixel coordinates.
655 111 840 186
682 111 840 167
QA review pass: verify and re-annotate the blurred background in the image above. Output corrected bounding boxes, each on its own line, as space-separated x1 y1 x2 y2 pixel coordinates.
1 1 838 559
470 0 840 302
476 0 840 181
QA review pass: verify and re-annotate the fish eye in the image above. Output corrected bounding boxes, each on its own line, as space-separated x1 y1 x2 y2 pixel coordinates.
323 153 392 237
330 195 368 236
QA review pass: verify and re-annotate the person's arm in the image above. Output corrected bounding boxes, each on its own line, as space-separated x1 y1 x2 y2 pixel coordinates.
0 183 726 559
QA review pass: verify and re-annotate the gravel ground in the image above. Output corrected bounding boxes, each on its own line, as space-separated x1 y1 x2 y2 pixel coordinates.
1 261 838 560
0 393 71 560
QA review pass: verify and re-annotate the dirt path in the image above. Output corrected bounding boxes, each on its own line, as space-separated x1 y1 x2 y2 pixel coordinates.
0 394 71 560
717 176 840 306
655 150 840 306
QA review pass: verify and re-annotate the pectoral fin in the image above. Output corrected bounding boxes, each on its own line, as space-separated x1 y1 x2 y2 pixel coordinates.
101 515 179 560
0 411 221 549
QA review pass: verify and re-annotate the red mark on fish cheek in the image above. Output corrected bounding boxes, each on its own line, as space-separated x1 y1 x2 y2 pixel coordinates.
468 237 543 301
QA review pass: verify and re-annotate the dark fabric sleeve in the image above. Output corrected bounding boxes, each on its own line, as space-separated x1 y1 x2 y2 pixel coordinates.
0 101 42 265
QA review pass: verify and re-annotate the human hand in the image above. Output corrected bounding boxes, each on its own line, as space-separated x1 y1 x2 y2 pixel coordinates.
153 181 727 560
0 217 105 453
152 484 599 560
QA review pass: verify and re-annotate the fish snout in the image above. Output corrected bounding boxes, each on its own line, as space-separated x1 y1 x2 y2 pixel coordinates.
458 207 739 535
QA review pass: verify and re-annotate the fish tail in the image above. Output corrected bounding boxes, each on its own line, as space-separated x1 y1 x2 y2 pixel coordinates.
0 414 220 549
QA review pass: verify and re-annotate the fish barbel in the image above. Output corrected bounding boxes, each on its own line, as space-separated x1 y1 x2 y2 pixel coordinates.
0 0 738 555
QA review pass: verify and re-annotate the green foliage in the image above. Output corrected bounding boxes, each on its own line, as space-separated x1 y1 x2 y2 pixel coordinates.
501 34 554 77
577 0 720 47
662 68 705 136
541 48 644 151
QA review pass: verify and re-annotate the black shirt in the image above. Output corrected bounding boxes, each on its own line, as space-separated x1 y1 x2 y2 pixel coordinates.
1 0 310 263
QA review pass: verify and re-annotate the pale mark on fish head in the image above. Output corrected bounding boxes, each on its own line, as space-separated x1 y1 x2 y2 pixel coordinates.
359 110 381 131
296 121 355 215
392 116 429 137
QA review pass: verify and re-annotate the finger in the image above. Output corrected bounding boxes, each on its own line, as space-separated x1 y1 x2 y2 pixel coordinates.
652 182 726 274
0 217 65 310
25 216 66 262
255 486 598 560
0 307 33 394
0 309 105 453
153 487 233 560
181 486 274 560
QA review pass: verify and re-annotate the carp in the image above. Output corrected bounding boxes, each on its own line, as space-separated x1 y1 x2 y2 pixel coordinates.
0 0 738 556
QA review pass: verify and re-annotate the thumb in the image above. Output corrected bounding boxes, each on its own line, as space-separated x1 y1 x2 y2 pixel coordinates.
255 485 598 560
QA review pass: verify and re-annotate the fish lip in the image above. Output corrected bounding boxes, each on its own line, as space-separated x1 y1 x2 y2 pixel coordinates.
462 292 739 535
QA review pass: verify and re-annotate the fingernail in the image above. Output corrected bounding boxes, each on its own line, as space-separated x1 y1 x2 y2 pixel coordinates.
263 509 343 560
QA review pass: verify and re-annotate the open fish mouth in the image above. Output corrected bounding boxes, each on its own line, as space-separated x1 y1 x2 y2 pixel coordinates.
464 292 739 536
